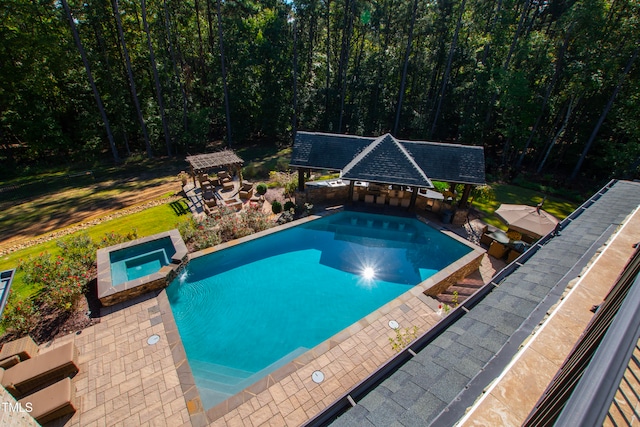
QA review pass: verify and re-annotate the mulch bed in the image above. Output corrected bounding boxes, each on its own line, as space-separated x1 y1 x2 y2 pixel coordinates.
0 279 102 346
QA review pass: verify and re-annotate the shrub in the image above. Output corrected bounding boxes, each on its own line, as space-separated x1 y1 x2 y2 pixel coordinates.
57 233 97 268
176 218 199 242
0 292 40 335
269 171 297 196
240 205 271 232
256 183 267 196
19 252 90 311
271 201 282 214
277 210 295 224
283 201 296 212
99 229 138 247
192 230 222 251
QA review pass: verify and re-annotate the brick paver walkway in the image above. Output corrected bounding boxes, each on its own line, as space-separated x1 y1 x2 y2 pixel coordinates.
48 295 191 427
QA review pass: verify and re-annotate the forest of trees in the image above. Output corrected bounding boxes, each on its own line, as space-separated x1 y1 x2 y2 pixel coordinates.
1 0 638 183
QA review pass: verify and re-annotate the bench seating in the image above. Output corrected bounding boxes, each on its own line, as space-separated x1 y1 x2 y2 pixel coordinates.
18 377 76 424
1 342 79 398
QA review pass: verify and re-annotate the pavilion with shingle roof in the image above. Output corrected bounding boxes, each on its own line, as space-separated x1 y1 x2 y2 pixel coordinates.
290 132 485 208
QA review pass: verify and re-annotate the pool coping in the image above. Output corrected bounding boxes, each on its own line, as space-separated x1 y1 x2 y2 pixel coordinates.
160 209 484 426
96 229 188 307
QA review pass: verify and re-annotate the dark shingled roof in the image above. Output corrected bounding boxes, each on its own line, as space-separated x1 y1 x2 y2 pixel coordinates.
329 180 640 427
290 132 485 186
342 134 433 187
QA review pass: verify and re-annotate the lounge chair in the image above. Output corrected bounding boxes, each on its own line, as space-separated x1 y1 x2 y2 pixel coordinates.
239 182 254 200
1 341 79 398
364 195 374 204
18 377 76 424
376 195 386 205
0 335 39 369
389 198 399 207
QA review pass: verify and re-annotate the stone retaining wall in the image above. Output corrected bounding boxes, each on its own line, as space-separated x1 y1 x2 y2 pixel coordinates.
295 186 350 206
423 252 485 297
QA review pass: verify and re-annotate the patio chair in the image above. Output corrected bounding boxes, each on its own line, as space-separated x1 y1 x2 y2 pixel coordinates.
217 171 231 183
487 240 508 259
222 181 234 192
1 341 79 398
364 194 374 204
197 173 209 186
389 198 399 207
239 182 254 200
376 195 386 205
18 377 76 424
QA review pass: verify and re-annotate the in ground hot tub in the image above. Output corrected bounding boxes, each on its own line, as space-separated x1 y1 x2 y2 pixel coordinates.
97 229 187 306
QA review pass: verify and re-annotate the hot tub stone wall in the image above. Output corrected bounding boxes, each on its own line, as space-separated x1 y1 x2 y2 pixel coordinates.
97 229 187 307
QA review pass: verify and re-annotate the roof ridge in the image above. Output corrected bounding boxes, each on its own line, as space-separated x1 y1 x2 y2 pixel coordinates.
341 133 432 187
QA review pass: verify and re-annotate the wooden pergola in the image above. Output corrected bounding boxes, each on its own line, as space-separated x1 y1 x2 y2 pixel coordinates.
185 150 244 185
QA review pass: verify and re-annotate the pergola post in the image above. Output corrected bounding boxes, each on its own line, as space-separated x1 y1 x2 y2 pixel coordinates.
297 167 305 191
348 180 355 202
409 186 418 208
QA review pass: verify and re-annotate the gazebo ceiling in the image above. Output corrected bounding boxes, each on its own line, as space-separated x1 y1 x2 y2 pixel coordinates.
186 150 244 174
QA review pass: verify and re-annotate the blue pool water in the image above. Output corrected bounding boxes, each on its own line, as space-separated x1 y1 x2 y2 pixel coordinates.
109 237 176 286
166 211 471 408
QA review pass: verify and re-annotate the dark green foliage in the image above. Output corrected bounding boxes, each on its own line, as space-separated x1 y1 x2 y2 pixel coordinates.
256 183 268 196
283 200 296 212
271 200 282 214
0 0 638 185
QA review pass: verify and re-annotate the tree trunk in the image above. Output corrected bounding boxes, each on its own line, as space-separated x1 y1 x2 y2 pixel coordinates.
337 0 354 133
430 0 467 138
393 0 419 136
324 0 331 130
484 0 531 129
193 0 205 70
216 0 232 147
570 45 639 181
163 0 188 143
112 0 152 158
516 27 571 169
141 0 172 156
537 97 575 174
62 0 120 163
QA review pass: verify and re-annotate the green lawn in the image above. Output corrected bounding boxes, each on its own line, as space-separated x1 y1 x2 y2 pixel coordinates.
472 183 580 229
0 200 191 301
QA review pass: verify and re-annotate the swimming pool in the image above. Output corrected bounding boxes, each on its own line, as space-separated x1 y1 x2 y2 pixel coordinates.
166 211 472 408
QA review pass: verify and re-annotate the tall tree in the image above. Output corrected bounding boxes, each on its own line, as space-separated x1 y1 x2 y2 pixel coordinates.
61 0 120 163
393 0 419 136
570 44 639 181
141 0 172 156
112 0 153 157
216 0 232 147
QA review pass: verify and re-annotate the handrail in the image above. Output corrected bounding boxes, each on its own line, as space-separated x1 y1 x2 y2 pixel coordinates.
555 274 640 426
